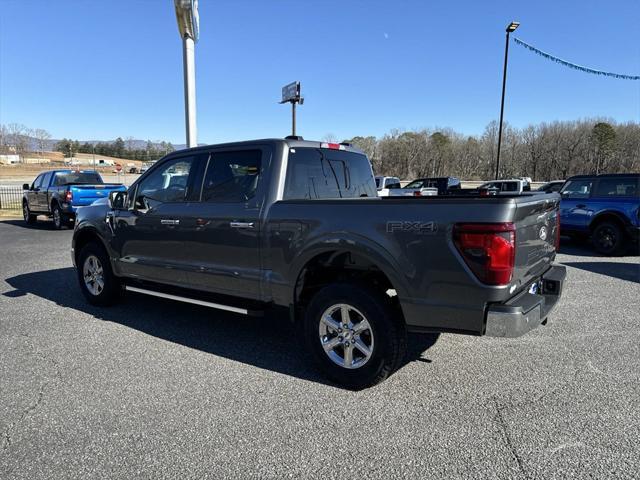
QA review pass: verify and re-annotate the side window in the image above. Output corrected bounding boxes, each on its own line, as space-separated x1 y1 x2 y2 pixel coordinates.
594 177 638 197
200 149 262 202
387 181 401 189
32 174 44 190
561 179 593 198
134 156 194 210
503 182 518 192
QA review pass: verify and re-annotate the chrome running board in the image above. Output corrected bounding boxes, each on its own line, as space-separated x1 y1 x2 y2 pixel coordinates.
125 285 249 315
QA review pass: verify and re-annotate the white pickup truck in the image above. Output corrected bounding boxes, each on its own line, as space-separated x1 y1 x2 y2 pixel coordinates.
375 176 437 197
479 179 531 195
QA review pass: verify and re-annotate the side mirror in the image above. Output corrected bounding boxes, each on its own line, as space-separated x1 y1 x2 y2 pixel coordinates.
23 183 30 190
109 191 127 210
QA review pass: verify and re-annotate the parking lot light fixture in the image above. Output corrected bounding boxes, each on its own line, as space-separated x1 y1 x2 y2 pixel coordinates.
174 0 199 148
495 21 520 180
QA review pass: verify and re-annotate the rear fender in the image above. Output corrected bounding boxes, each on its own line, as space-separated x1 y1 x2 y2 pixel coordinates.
288 232 411 306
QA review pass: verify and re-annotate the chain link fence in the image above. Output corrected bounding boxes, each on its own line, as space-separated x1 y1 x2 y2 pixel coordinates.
0 186 24 210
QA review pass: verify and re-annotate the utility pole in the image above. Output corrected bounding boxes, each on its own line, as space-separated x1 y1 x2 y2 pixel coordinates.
174 0 199 148
495 21 520 180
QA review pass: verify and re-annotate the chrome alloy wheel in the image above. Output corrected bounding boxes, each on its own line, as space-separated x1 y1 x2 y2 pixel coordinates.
83 255 104 296
23 203 29 221
318 303 374 369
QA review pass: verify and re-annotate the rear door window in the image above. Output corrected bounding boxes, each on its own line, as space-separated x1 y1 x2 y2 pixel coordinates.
594 177 638 197
40 172 53 189
200 149 262 203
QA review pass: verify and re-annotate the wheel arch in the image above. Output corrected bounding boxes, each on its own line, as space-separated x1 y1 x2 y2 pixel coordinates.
73 226 111 267
589 210 630 231
291 243 409 325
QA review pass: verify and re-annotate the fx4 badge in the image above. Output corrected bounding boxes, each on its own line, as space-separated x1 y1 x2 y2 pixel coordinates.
387 221 438 235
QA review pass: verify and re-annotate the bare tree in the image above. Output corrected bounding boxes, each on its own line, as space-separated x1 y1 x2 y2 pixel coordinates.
33 128 52 156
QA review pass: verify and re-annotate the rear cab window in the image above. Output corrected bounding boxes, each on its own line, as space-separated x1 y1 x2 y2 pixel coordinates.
283 147 377 199
54 171 103 186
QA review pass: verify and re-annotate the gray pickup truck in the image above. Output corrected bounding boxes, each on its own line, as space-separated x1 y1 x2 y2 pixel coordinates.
72 138 566 388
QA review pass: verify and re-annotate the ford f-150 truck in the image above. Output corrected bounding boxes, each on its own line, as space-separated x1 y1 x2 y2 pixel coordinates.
23 170 126 229
72 138 566 388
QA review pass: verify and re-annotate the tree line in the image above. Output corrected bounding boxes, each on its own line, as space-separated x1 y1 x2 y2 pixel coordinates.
0 124 175 162
3 120 639 180
344 119 640 181
53 137 175 161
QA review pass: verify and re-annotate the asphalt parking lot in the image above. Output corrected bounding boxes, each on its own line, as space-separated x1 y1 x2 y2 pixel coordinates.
0 219 638 479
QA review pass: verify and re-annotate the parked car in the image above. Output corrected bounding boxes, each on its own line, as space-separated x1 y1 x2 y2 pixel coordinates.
559 173 639 255
479 179 530 195
404 177 462 195
72 138 565 389
139 161 156 174
538 180 565 193
22 170 126 229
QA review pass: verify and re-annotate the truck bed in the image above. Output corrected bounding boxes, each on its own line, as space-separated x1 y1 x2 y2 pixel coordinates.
266 193 559 334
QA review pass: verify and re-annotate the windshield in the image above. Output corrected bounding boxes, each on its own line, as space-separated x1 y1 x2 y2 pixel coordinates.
54 172 103 185
404 180 424 189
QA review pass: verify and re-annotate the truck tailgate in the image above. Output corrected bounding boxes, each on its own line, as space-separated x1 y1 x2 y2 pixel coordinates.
512 194 560 291
70 184 125 206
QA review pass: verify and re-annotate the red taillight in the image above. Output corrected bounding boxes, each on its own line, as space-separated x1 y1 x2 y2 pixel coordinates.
413 191 422 197
453 223 516 285
65 190 73 202
555 211 560 251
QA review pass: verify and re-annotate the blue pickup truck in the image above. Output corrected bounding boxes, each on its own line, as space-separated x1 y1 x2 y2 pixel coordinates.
22 170 126 229
560 173 640 255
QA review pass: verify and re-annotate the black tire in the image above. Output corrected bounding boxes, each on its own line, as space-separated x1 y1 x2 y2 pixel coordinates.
22 201 37 225
51 203 64 230
77 242 122 306
303 283 407 390
592 221 626 256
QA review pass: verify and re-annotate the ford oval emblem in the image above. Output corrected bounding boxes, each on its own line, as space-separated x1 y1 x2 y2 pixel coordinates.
539 226 548 241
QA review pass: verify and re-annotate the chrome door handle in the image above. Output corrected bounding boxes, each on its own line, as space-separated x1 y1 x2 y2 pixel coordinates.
160 219 180 225
230 221 254 229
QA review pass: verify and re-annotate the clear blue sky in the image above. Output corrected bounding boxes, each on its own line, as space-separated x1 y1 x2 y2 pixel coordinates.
1 0 639 144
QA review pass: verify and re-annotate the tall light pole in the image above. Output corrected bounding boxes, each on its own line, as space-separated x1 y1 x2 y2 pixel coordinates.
174 0 199 148
495 21 519 180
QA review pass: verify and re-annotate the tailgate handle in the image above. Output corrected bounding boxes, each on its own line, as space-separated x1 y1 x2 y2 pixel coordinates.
230 221 254 229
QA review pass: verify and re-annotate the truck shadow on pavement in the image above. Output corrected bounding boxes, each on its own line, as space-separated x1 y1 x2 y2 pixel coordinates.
1 218 62 230
4 267 439 388
562 261 640 283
